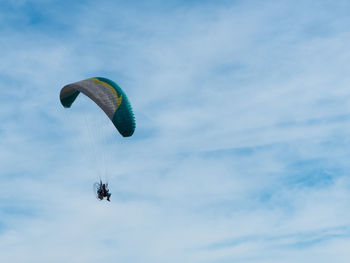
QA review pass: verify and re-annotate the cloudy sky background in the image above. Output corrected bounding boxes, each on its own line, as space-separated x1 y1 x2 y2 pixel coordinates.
1 0 350 262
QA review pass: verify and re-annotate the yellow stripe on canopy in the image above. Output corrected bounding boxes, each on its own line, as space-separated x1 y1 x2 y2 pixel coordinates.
92 78 123 110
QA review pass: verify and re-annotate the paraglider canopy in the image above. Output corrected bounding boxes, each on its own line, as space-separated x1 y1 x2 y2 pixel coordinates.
60 77 135 137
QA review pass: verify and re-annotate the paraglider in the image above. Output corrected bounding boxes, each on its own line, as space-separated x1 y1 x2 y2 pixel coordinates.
60 77 136 201
94 180 112 201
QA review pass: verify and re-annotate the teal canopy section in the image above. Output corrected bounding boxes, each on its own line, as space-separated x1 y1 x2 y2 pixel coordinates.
96 77 136 137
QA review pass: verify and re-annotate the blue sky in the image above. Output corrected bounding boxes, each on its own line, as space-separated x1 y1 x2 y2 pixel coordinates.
1 0 350 262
